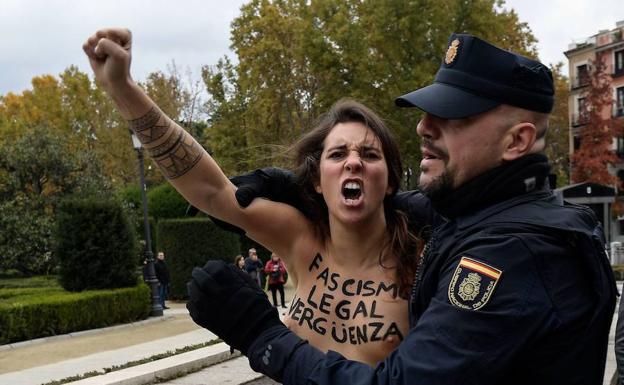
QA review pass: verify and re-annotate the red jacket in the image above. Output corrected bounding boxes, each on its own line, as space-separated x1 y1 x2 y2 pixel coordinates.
264 259 287 285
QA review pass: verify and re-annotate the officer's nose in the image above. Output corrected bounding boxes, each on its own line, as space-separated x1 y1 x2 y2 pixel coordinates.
416 114 440 140
344 152 362 173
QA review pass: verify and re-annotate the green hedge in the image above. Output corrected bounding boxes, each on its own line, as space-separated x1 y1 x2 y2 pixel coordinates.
56 197 138 291
157 218 240 299
0 283 150 344
148 184 189 221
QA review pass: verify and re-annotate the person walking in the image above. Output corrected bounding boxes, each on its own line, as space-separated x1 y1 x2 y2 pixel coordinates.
264 253 287 308
154 251 170 310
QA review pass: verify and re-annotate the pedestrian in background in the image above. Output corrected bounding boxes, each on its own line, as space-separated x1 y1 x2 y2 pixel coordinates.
154 251 170 310
233 255 245 271
264 253 287 308
244 248 263 287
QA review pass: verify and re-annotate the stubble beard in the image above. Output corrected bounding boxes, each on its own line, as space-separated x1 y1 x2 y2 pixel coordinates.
418 170 454 200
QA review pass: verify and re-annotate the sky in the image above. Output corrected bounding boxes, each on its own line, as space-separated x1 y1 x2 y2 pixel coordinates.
0 0 622 96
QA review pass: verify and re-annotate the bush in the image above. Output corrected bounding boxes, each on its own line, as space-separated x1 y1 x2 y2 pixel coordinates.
147 184 189 221
157 218 240 299
118 185 157 261
0 282 149 344
55 197 138 291
0 197 56 276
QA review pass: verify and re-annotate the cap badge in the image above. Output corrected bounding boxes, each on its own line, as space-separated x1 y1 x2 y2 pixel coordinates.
445 38 460 65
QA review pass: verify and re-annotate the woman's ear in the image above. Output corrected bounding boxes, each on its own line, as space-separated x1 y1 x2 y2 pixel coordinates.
315 183 322 194
502 122 537 161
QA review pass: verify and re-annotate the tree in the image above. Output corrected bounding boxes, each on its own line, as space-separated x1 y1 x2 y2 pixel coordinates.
0 126 109 275
546 62 571 186
203 0 538 181
571 54 619 186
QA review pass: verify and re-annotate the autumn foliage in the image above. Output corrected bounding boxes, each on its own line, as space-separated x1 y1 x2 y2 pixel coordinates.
571 54 620 187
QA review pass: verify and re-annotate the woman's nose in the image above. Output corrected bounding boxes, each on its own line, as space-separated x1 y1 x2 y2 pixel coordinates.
344 153 362 172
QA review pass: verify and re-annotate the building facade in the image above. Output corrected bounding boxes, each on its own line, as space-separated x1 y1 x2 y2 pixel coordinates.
565 20 624 246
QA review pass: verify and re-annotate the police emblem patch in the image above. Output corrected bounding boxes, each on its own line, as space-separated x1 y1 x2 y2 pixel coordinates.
445 38 460 65
448 257 502 310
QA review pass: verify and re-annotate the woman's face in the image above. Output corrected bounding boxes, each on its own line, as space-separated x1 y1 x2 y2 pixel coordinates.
237 258 245 268
316 122 391 225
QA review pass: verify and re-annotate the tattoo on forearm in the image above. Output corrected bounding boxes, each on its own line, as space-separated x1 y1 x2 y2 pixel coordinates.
128 107 170 144
128 107 203 179
150 130 202 179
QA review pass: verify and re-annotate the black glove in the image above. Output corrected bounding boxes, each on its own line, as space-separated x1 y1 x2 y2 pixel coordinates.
186 260 283 354
232 167 312 216
206 167 312 234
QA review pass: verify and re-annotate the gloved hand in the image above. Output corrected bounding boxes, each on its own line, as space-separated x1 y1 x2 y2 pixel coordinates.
186 260 283 354
232 167 311 215
204 167 310 235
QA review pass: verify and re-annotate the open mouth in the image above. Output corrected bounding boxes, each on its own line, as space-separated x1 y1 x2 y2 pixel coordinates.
342 181 362 201
422 145 447 161
422 148 440 160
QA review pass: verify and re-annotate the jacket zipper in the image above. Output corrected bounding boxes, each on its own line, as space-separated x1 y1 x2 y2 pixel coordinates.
410 230 438 320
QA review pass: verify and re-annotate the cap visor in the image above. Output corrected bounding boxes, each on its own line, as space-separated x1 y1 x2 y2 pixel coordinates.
395 83 500 119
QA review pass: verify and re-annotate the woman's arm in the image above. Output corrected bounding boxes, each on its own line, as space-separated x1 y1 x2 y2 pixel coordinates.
82 28 310 258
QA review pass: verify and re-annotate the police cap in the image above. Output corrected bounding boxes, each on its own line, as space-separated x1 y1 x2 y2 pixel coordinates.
396 33 554 119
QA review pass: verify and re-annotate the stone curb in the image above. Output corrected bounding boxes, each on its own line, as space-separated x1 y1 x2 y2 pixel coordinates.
66 342 239 385
0 314 176 352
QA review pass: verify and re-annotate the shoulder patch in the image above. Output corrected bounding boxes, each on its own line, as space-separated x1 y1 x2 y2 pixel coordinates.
448 256 502 310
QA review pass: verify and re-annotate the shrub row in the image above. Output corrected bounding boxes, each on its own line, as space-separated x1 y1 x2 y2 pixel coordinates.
56 198 138 292
0 282 150 344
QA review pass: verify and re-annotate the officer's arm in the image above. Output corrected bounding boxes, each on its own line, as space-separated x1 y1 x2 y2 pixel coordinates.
615 293 624 384
248 235 546 384
394 190 445 231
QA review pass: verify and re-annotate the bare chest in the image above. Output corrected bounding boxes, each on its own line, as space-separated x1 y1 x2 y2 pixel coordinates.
284 253 409 365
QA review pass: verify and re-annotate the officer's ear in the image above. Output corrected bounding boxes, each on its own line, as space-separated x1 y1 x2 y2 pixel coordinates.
501 121 537 161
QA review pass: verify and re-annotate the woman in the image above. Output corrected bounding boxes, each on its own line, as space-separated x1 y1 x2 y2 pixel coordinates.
233 255 245 271
264 253 287 308
83 28 420 366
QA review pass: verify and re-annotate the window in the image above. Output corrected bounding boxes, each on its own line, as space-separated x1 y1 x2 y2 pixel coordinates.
617 87 624 117
616 50 624 73
576 64 589 87
577 97 589 125
573 135 581 150
616 136 624 156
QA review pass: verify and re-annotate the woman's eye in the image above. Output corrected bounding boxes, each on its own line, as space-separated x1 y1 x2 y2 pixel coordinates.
363 151 381 159
328 151 344 159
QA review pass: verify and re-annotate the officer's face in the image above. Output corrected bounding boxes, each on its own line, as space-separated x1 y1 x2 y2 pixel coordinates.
416 108 508 197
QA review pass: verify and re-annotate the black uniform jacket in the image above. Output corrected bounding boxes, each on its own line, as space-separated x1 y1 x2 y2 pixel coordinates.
249 188 616 385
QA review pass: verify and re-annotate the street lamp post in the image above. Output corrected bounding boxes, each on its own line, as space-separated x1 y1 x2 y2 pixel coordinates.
130 131 163 317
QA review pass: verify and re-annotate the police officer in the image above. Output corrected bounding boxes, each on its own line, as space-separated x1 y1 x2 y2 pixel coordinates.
186 34 617 384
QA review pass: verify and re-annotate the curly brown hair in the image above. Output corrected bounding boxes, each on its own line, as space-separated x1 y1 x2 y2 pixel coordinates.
291 99 421 299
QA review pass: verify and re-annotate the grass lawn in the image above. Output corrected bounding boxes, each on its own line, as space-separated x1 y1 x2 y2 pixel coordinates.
0 275 60 289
